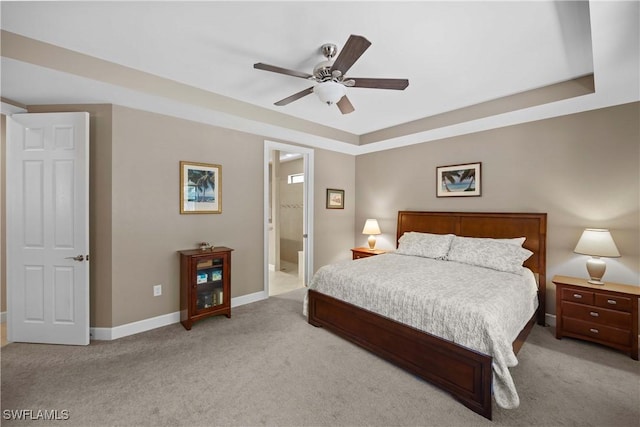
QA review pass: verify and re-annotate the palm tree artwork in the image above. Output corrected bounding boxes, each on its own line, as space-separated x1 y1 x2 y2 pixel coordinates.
180 161 222 214
441 168 476 192
188 170 216 202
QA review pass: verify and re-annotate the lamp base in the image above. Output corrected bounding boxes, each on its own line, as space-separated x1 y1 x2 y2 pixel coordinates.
586 257 607 285
367 235 377 250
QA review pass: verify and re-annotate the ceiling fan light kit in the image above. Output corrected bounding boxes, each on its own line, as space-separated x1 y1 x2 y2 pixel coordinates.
254 34 409 114
314 81 346 105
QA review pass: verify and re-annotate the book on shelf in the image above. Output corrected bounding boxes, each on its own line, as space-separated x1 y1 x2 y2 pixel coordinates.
197 259 213 269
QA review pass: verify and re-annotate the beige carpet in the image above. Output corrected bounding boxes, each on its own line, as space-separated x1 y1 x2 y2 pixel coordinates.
1 288 639 427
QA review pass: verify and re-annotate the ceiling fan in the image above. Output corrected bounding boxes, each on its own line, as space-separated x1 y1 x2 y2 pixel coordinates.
254 34 409 115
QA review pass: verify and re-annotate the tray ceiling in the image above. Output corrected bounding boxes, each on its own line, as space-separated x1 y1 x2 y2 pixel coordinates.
1 1 638 154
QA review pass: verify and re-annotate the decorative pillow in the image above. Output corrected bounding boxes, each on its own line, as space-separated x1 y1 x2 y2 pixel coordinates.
446 236 533 274
396 232 455 260
494 237 526 246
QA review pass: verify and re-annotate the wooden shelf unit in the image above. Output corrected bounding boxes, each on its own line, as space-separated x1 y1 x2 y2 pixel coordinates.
179 247 233 330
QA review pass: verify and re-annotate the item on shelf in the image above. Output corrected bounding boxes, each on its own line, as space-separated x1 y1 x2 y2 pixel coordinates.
203 294 213 308
196 273 208 284
199 242 213 251
197 259 213 269
210 269 222 281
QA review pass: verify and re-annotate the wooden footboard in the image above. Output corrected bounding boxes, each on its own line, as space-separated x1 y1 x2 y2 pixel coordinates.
308 289 494 419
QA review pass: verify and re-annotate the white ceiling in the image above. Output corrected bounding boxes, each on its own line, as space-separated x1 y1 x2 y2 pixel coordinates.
1 1 638 155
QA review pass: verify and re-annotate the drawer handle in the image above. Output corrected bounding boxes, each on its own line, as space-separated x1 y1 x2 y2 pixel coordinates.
589 311 599 317
607 299 617 305
589 328 599 334
573 294 583 299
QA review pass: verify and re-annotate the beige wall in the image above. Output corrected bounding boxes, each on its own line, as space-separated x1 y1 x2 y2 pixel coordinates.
313 148 356 268
109 106 266 326
3 104 356 328
106 107 356 326
355 102 640 315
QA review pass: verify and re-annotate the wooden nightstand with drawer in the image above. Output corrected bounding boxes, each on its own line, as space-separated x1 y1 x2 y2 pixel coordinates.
553 275 639 360
351 247 388 260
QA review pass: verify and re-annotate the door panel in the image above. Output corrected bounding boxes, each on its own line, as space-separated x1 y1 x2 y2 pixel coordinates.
54 159 75 247
7 112 89 345
24 160 45 246
24 266 45 321
53 266 75 323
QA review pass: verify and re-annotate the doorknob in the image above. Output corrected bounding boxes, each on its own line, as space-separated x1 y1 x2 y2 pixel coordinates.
65 255 85 262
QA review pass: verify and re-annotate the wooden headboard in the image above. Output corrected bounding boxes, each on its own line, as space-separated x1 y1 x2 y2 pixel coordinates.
397 211 547 324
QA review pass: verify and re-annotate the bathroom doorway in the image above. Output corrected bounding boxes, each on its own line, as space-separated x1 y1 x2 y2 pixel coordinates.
263 141 314 296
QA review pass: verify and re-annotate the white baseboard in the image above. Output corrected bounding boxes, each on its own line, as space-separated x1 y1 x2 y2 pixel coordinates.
1 311 6 324
231 290 268 308
90 291 269 341
545 313 556 327
91 311 180 341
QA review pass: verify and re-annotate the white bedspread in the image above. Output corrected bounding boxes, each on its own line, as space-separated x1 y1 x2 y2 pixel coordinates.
304 253 538 409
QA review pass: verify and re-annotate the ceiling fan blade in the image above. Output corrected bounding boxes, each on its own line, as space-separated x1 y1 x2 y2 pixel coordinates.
349 78 409 90
254 63 313 80
274 87 314 106
331 35 371 75
336 96 355 115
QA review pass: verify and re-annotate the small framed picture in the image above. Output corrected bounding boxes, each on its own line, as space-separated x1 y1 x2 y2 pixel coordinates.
180 161 222 214
326 188 345 209
436 162 481 197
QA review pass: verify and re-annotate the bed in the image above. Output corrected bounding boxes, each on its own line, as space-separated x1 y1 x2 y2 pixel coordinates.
306 211 547 420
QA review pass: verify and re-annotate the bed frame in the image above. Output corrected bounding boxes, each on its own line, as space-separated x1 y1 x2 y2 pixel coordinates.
308 211 547 420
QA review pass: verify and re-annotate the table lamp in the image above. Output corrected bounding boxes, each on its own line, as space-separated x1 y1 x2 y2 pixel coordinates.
362 219 381 250
574 228 620 284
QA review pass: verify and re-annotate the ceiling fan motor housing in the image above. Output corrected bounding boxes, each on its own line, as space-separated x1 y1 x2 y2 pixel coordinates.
314 43 341 82
313 60 336 81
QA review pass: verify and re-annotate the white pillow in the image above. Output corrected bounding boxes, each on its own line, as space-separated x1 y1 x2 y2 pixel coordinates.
494 237 526 246
396 232 454 260
446 236 533 274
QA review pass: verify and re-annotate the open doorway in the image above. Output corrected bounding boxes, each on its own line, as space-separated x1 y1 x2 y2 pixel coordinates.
263 141 313 297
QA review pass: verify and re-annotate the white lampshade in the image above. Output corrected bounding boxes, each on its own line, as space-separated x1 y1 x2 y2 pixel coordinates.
574 228 620 285
574 229 620 257
313 81 346 105
362 219 381 250
362 219 381 235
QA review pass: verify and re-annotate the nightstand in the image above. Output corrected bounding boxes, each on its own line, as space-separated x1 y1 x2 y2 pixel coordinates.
553 275 639 360
351 247 388 260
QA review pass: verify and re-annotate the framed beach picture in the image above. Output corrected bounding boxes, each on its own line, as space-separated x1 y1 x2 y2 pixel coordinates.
180 161 222 214
326 188 345 209
436 162 481 197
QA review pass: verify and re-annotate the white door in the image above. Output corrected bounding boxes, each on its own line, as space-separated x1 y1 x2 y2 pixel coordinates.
7 112 90 345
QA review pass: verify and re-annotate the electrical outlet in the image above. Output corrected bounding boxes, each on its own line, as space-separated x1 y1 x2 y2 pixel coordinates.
153 284 162 297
